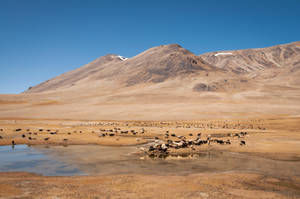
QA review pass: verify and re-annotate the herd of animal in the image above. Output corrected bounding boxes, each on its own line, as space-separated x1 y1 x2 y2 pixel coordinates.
0 128 60 145
0 127 146 146
98 128 145 137
142 131 248 157
77 120 265 130
0 127 248 158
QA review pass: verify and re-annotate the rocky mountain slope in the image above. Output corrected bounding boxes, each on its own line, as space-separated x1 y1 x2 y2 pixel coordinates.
26 44 220 93
200 41 300 74
1 41 299 120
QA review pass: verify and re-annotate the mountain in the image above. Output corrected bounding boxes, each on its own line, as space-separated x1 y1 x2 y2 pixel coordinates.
1 41 300 120
199 41 300 74
26 44 219 93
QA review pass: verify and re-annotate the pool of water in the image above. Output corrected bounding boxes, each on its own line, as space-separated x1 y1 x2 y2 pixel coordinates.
1 144 300 177
0 145 85 176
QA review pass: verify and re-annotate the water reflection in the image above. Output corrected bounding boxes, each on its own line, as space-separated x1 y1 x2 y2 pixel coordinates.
0 145 85 176
0 144 300 178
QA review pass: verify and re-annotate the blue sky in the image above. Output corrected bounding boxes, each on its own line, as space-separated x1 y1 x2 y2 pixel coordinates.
0 0 299 94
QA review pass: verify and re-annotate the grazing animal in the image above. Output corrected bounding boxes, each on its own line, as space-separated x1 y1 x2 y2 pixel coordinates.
28 137 32 140
167 140 173 144
15 129 22 132
63 139 68 141
44 137 50 141
189 133 193 136
171 134 176 137
39 129 43 131
22 134 26 138
240 140 246 145
68 132 71 135
240 132 247 136
161 144 168 152
216 140 224 144
139 147 146 152
148 146 155 152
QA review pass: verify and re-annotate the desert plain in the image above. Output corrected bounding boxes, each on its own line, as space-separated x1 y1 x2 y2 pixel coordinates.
1 42 300 198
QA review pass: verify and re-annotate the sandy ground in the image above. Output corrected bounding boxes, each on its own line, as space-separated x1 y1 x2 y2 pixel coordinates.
0 172 300 199
0 116 300 198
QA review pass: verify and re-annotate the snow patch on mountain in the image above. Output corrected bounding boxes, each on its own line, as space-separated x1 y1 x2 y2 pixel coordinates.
214 52 233 56
117 55 128 61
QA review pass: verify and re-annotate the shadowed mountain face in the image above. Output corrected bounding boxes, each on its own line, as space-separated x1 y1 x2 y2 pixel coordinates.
1 41 300 120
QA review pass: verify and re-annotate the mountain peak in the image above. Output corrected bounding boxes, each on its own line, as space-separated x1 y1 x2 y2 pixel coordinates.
24 41 300 93
158 43 183 49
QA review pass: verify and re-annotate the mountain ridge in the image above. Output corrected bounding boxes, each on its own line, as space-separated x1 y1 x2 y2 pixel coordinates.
1 41 297 121
25 44 220 93
199 41 300 74
25 41 300 94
